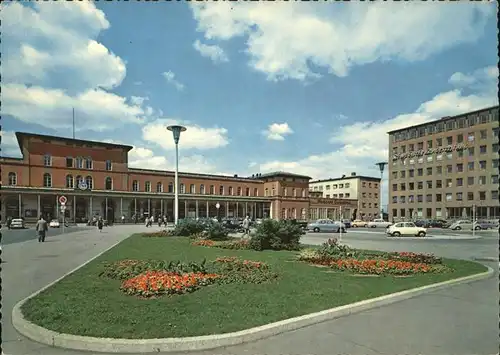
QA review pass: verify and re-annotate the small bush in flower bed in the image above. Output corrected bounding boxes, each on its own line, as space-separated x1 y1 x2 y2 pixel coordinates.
211 256 277 284
386 251 442 265
318 238 358 259
249 219 302 251
99 259 209 280
173 219 206 237
142 230 175 238
120 271 220 298
191 239 216 247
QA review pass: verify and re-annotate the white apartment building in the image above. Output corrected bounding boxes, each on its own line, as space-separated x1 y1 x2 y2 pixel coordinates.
309 172 381 220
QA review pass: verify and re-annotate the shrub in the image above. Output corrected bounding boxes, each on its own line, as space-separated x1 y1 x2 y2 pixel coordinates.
142 230 174 238
189 231 208 240
172 219 205 237
318 238 358 259
205 222 230 241
386 252 442 265
211 256 277 284
100 259 209 280
249 219 302 251
121 271 220 298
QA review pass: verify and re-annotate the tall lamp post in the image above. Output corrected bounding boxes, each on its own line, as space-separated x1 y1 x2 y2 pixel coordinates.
375 162 388 220
167 125 187 226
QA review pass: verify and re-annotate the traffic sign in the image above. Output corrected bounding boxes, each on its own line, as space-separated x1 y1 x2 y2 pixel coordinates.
59 195 67 205
60 206 66 212
78 181 88 190
215 203 220 209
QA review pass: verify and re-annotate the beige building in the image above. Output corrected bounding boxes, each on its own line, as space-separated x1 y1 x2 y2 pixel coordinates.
387 105 499 221
309 173 382 220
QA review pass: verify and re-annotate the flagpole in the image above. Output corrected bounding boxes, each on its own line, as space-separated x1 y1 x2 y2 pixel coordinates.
72 108 75 139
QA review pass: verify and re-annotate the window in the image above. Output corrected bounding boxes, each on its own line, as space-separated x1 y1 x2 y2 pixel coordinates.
458 150 464 158
345 183 350 188
417 195 423 203
417 168 423 176
437 138 443 147
65 175 74 188
456 163 463 172
467 133 475 142
457 134 463 143
494 127 500 137
246 187 250 196
44 154 52 166
446 179 452 187
479 191 486 201
399 196 405 203
409 195 414 203
426 155 433 162
427 140 433 149
467 176 474 186
426 167 432 176
76 157 83 169
417 181 423 189
436 180 442 188
168 182 174 193
219 185 224 195
85 157 93 169
254 188 258 196
145 181 151 192
436 153 443 161
66 157 73 168
180 183 186 194
400 183 406 191
426 194 432 203
76 175 84 187
468 162 474 171
493 159 499 169
456 192 463 201
445 193 452 202
190 184 196 194
417 142 424 150
492 191 499 200
85 176 93 189
157 182 163 193
132 180 139 191
408 144 414 152
480 145 487 154
456 178 463 187
468 147 475 156
229 186 234 195
437 166 442 175
467 192 474 201
436 194 442 202
7 172 18 186
492 175 499 184
237 187 242 195
446 152 452 160
480 129 487 139
339 184 344 188
392 184 398 192
426 180 432 189
199 184 205 194
392 196 398 203
493 143 499 153
417 157 424 164
265 188 269 196
479 160 487 170
210 185 215 194
105 160 112 171
446 136 453 145
478 176 486 185
446 165 453 173
409 169 414 177
105 177 113 190
43 173 52 187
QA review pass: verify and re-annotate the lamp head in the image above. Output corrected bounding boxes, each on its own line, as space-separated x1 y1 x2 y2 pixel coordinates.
167 125 187 144
375 162 388 174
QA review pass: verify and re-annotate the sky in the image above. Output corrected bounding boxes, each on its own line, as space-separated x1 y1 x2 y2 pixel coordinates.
1 1 498 208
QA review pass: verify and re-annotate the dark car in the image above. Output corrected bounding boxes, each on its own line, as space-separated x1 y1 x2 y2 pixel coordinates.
414 220 428 227
428 219 449 228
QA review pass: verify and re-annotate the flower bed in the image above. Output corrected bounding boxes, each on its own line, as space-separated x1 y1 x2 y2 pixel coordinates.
100 259 209 280
212 256 277 284
142 230 174 238
191 239 216 247
330 258 434 275
190 238 251 250
121 271 220 298
386 251 442 265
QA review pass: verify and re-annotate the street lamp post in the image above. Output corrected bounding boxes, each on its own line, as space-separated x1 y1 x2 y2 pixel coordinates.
167 125 187 226
375 162 388 220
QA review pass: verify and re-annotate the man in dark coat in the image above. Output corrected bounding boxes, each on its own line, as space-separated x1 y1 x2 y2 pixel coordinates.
35 216 48 242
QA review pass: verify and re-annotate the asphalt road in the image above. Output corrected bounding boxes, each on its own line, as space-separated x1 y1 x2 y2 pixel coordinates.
1 226 91 245
2 226 498 355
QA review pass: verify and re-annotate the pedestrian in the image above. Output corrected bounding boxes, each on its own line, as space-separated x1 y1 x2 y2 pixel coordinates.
6 216 12 230
121 215 125 224
97 217 104 232
35 215 48 242
242 215 250 236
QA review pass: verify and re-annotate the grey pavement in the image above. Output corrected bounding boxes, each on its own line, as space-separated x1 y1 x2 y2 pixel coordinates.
1 226 91 245
2 227 498 355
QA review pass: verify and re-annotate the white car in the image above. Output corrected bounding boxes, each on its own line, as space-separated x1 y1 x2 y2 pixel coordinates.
387 222 427 237
367 219 393 228
449 220 473 230
49 219 60 228
10 218 25 229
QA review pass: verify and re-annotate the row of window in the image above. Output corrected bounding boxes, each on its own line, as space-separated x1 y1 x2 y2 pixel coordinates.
43 155 113 171
393 150 499 167
312 181 378 191
393 129 499 154
392 207 500 219
132 180 259 196
392 159 499 173
391 191 499 204
391 110 499 142
325 193 351 198
392 175 498 191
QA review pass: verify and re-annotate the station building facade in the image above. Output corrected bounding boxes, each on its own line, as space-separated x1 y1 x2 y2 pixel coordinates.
1 132 358 223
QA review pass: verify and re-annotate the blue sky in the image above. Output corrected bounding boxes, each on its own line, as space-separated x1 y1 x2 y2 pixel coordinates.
1 2 498 207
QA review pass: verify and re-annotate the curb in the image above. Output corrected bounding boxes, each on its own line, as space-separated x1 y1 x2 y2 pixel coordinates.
385 235 482 240
12 260 494 354
472 257 499 262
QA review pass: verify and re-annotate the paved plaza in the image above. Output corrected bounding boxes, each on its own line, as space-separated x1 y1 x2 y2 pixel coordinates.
2 226 498 355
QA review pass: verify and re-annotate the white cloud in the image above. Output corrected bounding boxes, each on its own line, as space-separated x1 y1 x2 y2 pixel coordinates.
448 65 499 90
142 118 229 150
0 131 22 157
162 71 185 91
130 96 148 106
263 122 294 141
254 65 499 207
193 40 229 63
190 2 494 81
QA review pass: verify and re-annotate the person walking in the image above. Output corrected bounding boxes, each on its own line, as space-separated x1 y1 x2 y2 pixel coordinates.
97 217 104 232
35 215 48 242
242 215 251 236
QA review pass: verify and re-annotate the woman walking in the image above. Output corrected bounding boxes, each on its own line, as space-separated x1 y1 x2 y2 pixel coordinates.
97 217 104 233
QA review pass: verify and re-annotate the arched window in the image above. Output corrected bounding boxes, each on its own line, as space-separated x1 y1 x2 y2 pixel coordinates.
180 183 185 193
219 185 224 195
145 181 151 192
200 184 205 194
245 187 250 196
66 175 74 188
168 182 174 193
43 173 52 187
85 176 93 190
228 186 233 195
85 157 93 169
76 157 83 169
292 188 296 197
132 180 139 191
8 172 17 186
190 184 196 194
105 177 113 190
76 175 84 187
237 187 242 196
43 154 52 166
156 182 163 192
254 188 258 196
265 188 269 196
209 185 215 194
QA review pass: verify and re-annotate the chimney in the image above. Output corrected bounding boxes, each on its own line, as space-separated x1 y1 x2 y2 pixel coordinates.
341 174 345 178
351 172 356 177
234 174 238 178
252 174 255 178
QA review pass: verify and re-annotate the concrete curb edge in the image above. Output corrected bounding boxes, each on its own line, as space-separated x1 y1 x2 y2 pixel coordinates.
385 235 482 240
12 259 494 353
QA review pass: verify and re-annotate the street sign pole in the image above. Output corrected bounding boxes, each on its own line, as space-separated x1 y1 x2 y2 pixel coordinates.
339 206 343 243
216 203 220 221
61 204 66 234
472 204 476 239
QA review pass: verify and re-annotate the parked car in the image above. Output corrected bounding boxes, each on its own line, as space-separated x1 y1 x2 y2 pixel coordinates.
473 220 499 230
449 220 473 230
351 219 368 228
10 218 25 229
387 222 427 237
367 219 392 228
415 219 448 228
306 219 346 233
414 220 429 227
49 219 60 228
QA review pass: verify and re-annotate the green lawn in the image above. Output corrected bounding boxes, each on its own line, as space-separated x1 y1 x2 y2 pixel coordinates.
22 235 487 339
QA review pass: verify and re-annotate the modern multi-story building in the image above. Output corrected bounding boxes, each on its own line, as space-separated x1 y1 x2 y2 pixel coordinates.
388 105 499 221
309 173 382 220
0 132 358 223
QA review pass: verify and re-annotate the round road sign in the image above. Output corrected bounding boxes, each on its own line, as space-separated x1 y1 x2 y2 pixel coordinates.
59 195 67 205
78 181 88 190
215 203 220 209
